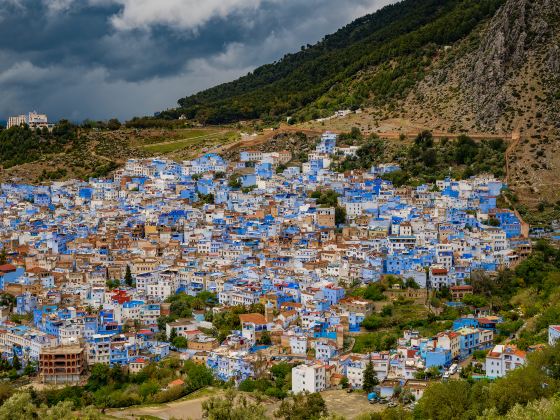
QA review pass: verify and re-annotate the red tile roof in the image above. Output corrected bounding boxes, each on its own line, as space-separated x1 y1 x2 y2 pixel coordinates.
0 264 16 273
450 285 473 291
239 313 268 325
168 379 185 387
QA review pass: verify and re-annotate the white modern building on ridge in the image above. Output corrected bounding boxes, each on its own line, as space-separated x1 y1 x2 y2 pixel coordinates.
7 111 52 130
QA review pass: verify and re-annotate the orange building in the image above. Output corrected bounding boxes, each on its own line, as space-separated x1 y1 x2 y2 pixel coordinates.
39 345 86 384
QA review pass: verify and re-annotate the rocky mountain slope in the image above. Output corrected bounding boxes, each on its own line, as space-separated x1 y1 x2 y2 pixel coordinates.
400 0 560 213
402 0 559 135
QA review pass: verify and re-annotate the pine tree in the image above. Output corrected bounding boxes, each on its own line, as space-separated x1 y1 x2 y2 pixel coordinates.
169 327 177 343
363 358 378 392
125 265 133 287
12 354 21 371
0 248 7 265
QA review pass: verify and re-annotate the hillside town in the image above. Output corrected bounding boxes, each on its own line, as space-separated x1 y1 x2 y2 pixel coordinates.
0 132 544 404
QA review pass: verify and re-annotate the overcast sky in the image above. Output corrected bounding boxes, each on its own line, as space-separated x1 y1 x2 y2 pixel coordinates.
0 0 396 122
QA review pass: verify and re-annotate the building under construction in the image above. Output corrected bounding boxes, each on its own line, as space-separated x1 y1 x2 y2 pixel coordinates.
39 344 86 384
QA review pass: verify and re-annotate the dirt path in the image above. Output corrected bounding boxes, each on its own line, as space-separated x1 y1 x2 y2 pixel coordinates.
505 129 521 185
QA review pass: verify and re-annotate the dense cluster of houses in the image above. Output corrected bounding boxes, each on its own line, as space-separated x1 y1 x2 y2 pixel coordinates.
289 313 531 396
0 132 535 393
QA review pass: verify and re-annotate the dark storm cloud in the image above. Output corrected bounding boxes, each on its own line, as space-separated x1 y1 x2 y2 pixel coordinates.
0 0 396 121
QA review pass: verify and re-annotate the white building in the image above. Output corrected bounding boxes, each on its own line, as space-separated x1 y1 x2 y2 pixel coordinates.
87 334 113 365
146 281 173 300
347 361 366 389
7 111 51 129
549 325 560 346
290 335 308 355
166 319 197 339
292 363 326 393
485 344 526 379
59 321 84 345
7 115 26 129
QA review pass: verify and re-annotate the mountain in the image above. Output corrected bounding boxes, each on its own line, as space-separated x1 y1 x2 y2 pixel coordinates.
166 0 506 124
402 0 560 135
2 0 558 218
166 0 560 218
400 0 560 220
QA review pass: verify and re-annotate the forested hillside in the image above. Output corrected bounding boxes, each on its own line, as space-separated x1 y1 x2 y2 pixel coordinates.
0 123 76 169
165 0 505 124
0 124 122 182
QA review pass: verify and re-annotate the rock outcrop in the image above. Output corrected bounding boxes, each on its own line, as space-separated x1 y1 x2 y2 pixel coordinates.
404 0 560 135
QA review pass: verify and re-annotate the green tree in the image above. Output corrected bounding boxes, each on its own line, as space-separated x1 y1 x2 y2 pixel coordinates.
0 293 15 309
0 248 7 265
258 331 272 345
363 358 378 392
0 392 37 420
362 314 383 331
182 360 214 390
172 336 188 349
415 380 475 420
202 390 266 420
276 164 287 174
169 328 178 343
138 379 160 399
414 131 434 148
107 118 121 130
86 364 112 390
462 294 488 307
479 395 560 419
335 206 346 225
380 305 393 317
275 392 328 420
270 362 291 381
124 265 133 287
106 279 120 289
0 383 13 406
488 364 555 415
38 400 75 420
310 189 339 207
11 354 21 371
405 278 420 289
228 175 242 188
352 283 386 301
23 361 36 376
198 193 215 204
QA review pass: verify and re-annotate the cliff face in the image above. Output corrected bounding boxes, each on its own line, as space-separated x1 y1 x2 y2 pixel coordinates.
404 0 560 135
466 0 560 129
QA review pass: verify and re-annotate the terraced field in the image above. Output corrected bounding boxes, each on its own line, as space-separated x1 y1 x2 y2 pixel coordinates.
141 129 240 156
